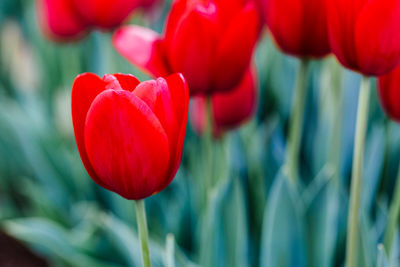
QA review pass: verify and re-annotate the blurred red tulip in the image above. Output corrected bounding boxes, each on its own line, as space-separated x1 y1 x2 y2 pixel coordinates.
378 66 400 122
37 0 88 41
326 0 400 76
69 0 150 29
113 0 261 95
265 0 330 58
71 72 189 199
37 0 160 41
190 68 257 137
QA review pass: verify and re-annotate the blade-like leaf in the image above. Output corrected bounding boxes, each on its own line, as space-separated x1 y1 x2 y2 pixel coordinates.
260 168 307 267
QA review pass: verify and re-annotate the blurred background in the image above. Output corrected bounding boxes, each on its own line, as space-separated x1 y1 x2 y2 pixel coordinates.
0 0 400 266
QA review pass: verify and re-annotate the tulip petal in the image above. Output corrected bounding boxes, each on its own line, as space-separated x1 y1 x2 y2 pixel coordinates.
106 73 141 91
300 0 330 57
133 73 189 192
355 0 400 75
158 73 189 191
70 0 140 28
214 3 259 92
166 73 190 126
164 0 188 43
166 4 218 94
190 68 257 137
378 66 400 122
266 0 302 55
326 0 366 71
113 26 169 78
212 67 257 133
266 0 329 57
133 78 179 145
84 89 170 200
214 0 246 32
37 0 87 41
71 73 107 186
189 96 207 136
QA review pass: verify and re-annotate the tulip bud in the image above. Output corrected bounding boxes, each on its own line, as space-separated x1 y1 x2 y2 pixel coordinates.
71 72 189 199
113 0 261 95
326 0 400 76
378 66 400 122
190 68 257 137
265 0 330 58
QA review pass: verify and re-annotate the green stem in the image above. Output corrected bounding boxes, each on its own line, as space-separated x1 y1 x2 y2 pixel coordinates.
328 61 344 187
383 163 400 255
286 59 310 182
165 234 175 267
345 76 371 267
204 96 214 192
135 200 151 267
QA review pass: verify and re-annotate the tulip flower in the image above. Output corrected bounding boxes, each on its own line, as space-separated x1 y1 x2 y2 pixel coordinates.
37 0 161 41
326 2 400 266
37 0 87 41
190 68 257 137
378 66 400 122
113 0 261 95
265 0 330 58
326 0 400 76
71 72 189 200
263 0 330 184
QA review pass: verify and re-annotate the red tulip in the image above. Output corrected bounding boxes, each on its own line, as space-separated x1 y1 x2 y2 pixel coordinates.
113 0 261 95
71 72 189 199
190 68 257 137
37 0 160 41
326 0 400 76
378 66 400 122
69 0 145 29
265 0 330 58
37 0 87 41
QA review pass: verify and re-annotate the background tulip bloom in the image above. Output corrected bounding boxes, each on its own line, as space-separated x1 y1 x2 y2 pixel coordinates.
265 0 330 58
190 68 257 137
37 0 161 41
37 0 87 41
378 66 400 122
113 0 261 95
71 72 189 200
326 0 400 76
326 2 400 266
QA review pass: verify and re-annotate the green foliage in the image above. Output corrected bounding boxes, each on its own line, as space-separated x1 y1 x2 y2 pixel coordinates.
260 169 307 267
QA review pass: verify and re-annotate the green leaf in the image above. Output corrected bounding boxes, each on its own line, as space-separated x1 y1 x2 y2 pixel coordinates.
377 244 390 267
101 212 163 267
304 166 341 267
223 177 249 267
164 234 199 267
362 125 385 212
199 176 249 267
2 217 121 267
260 168 307 267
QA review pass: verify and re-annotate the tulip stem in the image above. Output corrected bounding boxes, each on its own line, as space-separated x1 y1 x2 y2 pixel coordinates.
286 59 310 182
204 96 214 191
383 163 400 255
135 200 151 267
165 234 176 267
328 61 343 187
346 76 371 267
